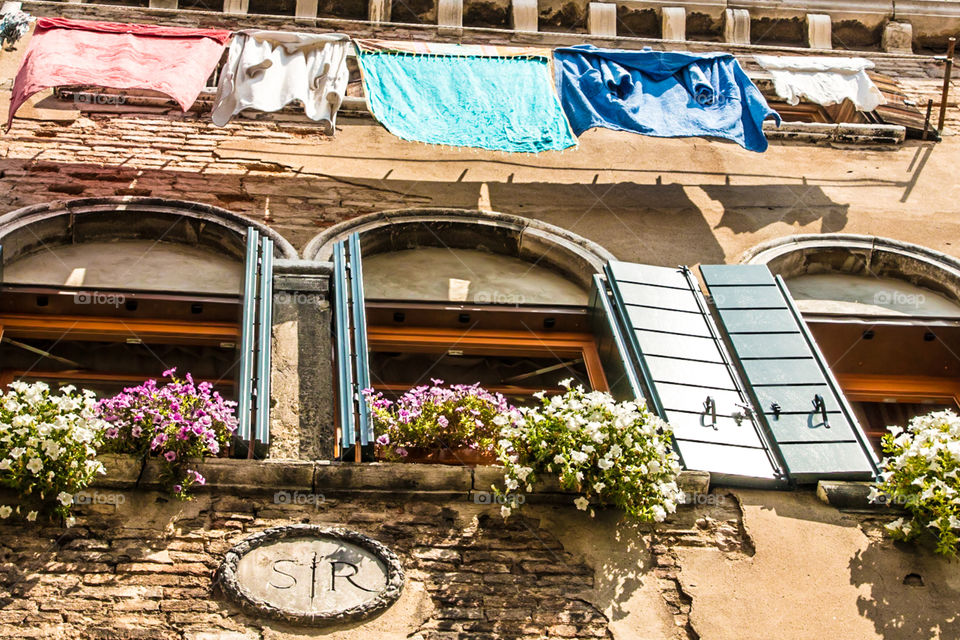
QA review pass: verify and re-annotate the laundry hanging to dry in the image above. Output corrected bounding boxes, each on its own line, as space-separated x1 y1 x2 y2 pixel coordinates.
554 45 780 152
211 30 350 132
7 17 231 128
754 55 885 111
354 40 577 153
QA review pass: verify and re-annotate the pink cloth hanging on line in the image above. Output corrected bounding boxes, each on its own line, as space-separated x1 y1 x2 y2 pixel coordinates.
7 17 232 128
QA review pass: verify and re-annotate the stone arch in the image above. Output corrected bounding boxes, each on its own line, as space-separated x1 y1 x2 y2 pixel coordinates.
302 208 615 291
742 233 960 305
0 197 297 268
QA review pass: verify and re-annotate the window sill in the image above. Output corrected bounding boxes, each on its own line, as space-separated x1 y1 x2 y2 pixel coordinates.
92 454 710 502
817 480 905 512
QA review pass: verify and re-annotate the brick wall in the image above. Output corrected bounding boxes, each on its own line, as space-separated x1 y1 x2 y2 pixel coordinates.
0 486 748 639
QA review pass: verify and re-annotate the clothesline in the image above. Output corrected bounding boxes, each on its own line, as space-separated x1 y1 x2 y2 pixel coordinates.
5 15 887 154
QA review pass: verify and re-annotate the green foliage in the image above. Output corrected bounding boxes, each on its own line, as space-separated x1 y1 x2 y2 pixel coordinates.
496 381 683 522
0 382 106 524
873 410 960 556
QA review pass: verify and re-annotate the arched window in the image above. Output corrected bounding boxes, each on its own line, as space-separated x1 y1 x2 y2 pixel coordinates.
309 209 614 404
306 208 617 459
745 234 960 451
0 198 294 411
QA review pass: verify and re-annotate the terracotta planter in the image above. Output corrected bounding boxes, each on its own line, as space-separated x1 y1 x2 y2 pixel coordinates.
378 446 497 466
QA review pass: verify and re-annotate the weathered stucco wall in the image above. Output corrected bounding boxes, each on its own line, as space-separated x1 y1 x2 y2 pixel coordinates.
1 8 960 640
0 462 955 640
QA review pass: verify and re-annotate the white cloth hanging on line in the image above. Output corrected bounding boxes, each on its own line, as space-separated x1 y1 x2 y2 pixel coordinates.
211 30 350 131
754 55 885 111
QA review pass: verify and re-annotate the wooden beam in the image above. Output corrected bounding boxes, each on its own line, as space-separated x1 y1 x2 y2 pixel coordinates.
836 373 960 403
2 370 235 386
367 326 609 391
0 314 240 345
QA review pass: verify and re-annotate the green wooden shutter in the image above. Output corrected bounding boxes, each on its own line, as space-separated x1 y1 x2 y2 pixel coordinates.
600 261 785 486
238 229 274 449
332 233 373 459
700 264 879 483
237 228 260 443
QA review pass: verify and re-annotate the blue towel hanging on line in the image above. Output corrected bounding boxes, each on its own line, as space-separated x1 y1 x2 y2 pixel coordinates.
554 45 781 152
356 47 577 154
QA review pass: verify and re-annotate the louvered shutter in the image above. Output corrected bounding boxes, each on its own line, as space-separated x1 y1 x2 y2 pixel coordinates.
237 228 274 447
332 233 373 460
700 264 879 483
597 261 785 486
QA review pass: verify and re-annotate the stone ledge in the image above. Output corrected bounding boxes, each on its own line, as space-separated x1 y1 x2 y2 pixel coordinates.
816 480 905 511
91 455 711 499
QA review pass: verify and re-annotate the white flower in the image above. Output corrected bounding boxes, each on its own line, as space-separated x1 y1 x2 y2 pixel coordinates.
26 458 43 474
574 497 589 511
593 481 606 493
652 505 667 522
609 444 623 458
0 506 11 519
553 454 565 465
57 492 73 506
0 460 10 471
570 451 588 464
26 511 37 522
65 516 76 528
500 505 512 518
598 458 614 470
505 477 519 491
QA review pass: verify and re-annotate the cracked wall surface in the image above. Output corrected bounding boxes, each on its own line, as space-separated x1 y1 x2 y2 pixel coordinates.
1 486 950 639
0 487 754 639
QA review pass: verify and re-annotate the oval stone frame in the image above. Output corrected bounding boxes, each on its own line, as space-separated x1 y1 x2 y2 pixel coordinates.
216 525 405 625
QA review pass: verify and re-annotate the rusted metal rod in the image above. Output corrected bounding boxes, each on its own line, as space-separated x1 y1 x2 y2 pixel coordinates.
937 37 956 132
923 98 933 140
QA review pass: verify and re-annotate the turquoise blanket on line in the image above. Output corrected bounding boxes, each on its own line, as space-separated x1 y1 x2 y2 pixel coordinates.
356 51 577 154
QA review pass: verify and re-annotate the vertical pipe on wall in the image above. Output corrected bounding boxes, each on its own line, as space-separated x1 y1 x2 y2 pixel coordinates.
938 37 956 133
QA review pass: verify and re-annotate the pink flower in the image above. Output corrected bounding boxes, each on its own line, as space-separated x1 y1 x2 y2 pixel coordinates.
105 428 119 439
164 451 177 462
162 368 177 378
131 426 142 438
376 434 390 446
396 447 409 458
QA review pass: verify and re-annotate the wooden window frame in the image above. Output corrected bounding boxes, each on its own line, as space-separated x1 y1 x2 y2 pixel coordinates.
836 373 960 407
0 314 239 346
366 325 609 395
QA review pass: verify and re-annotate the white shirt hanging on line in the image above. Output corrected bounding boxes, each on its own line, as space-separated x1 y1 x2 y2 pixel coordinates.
754 55 885 112
212 30 350 131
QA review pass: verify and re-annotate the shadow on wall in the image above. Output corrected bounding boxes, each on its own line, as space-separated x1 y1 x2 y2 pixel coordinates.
849 533 960 640
488 181 728 267
702 184 850 235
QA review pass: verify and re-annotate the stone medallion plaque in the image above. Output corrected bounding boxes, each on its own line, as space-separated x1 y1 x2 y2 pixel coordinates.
217 525 404 624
